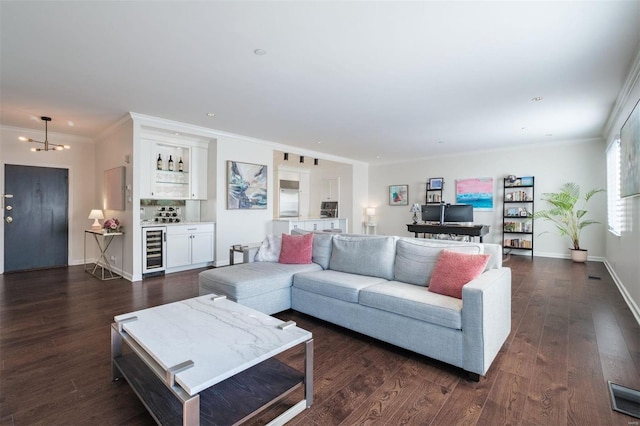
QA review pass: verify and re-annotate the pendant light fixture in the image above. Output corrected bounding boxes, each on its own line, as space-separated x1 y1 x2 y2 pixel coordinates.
19 116 70 152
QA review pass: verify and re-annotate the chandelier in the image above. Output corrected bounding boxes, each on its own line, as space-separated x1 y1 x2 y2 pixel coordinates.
19 116 70 152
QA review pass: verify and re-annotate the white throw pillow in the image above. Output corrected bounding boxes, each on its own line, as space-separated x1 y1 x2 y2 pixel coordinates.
254 234 282 262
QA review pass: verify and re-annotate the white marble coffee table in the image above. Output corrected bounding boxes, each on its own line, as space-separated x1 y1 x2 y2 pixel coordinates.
111 294 313 425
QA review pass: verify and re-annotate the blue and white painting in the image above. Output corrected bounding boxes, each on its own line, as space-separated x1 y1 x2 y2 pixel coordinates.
227 161 267 209
456 177 494 210
621 99 639 198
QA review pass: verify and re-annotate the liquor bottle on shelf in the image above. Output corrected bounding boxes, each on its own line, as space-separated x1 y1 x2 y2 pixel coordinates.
168 155 174 171
178 157 183 172
156 154 162 170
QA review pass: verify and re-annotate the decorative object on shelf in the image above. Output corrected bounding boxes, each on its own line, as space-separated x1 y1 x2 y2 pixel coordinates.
18 116 71 152
314 158 319 166
410 203 421 224
178 157 184 172
620 98 639 198
520 176 534 186
389 184 408 206
227 161 268 209
157 154 162 170
168 155 174 171
284 152 289 161
456 177 494 210
103 218 121 232
533 182 604 263
299 156 304 164
506 174 517 185
426 177 444 204
428 178 443 190
88 209 104 230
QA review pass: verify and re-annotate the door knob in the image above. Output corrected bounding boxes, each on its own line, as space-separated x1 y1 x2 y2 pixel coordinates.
5 216 12 224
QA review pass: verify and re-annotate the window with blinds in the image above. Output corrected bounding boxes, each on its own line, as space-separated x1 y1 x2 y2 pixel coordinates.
606 139 621 235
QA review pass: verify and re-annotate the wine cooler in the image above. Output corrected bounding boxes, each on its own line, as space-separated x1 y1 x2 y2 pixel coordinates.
142 226 166 277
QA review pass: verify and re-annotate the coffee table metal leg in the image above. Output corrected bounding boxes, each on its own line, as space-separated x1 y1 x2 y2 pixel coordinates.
111 324 123 381
305 338 313 407
183 394 200 426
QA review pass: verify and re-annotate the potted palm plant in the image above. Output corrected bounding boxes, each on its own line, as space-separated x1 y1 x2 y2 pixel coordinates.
533 182 604 262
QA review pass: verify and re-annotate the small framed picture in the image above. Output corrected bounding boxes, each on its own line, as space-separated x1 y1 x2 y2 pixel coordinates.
428 178 444 190
389 185 409 206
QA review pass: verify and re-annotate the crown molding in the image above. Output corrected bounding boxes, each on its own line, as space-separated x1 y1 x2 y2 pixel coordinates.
603 48 640 138
128 112 368 167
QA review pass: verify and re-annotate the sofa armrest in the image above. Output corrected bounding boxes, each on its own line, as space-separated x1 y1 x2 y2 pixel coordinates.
461 267 511 376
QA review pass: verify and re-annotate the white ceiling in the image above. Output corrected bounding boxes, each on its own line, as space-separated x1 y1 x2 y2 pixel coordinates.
1 1 639 164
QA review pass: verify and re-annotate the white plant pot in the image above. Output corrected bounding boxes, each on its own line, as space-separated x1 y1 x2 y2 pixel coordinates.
571 249 588 263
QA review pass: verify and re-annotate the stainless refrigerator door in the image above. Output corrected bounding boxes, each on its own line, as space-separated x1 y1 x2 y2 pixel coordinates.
279 189 299 217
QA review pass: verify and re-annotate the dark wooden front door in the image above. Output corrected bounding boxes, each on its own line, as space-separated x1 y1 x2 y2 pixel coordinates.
4 165 69 272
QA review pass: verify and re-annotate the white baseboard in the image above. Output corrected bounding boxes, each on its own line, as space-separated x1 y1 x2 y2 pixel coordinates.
531 251 605 262
604 260 640 326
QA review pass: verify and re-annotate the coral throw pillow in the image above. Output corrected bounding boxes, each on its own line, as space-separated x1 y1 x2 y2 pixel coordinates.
428 250 490 299
278 233 314 264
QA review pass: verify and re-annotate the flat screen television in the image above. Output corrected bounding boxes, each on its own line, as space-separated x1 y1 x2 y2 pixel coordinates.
444 204 473 223
421 205 442 223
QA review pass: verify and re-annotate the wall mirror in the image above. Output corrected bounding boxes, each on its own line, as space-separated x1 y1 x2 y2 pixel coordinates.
104 166 126 211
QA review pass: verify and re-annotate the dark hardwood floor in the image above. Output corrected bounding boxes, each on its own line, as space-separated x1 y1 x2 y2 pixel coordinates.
1 256 638 425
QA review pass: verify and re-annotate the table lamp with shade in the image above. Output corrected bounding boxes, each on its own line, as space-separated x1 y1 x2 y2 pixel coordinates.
366 207 376 225
89 209 104 230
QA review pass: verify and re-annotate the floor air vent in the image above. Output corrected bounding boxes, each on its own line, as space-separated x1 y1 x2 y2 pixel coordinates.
608 381 640 418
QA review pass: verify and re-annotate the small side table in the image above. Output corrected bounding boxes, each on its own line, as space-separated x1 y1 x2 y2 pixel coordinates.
229 243 261 265
84 229 124 280
363 222 377 235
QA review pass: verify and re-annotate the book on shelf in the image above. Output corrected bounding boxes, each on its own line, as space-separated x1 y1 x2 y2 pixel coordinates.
505 190 532 202
504 238 532 248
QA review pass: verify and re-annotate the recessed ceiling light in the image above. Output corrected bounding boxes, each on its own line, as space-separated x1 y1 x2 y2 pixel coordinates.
521 127 526 130
531 96 543 102
206 113 215 117
316 141 322 144
437 140 444 144
254 49 266 56
545 133 553 137
67 120 74 127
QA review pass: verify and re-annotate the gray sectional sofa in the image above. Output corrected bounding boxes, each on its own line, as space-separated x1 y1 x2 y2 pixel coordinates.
199 233 511 379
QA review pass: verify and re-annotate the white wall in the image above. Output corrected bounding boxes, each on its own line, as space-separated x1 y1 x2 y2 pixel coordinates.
369 138 607 259
0 125 95 272
94 118 135 279
215 134 274 266
604 56 640 322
